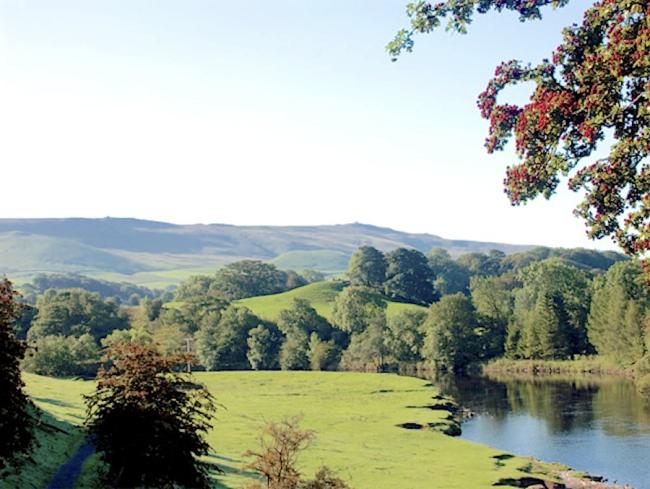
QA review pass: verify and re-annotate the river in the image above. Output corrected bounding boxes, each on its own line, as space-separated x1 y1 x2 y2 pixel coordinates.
427 373 650 488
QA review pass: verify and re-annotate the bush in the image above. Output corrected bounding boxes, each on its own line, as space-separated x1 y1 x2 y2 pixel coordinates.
243 417 351 489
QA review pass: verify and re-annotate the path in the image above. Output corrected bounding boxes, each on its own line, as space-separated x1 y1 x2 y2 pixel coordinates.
46 442 94 489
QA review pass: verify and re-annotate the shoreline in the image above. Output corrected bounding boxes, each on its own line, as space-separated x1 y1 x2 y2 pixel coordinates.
481 358 632 378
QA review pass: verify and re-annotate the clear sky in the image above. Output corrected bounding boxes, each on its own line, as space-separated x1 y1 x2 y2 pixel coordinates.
0 0 613 249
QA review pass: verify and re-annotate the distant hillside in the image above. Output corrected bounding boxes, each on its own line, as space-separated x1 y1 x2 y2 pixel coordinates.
0 217 544 285
236 281 426 322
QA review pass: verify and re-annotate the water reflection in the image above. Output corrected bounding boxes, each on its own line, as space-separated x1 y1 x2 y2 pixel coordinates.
422 371 650 488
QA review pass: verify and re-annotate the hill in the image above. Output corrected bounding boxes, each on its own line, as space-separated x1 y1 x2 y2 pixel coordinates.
0 217 539 286
236 281 426 322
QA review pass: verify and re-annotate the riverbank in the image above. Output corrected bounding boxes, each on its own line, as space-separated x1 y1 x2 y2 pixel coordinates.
483 357 631 377
16 371 588 489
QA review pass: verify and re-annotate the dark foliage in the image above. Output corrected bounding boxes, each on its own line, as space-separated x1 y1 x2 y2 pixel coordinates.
0 279 35 473
84 342 216 488
384 248 436 305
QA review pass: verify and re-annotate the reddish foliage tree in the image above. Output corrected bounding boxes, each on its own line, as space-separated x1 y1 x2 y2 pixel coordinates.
0 279 35 473
388 0 649 272
84 342 216 488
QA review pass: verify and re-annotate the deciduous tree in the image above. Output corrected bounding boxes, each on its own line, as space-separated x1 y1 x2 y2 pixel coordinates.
0 280 35 473
347 246 387 289
421 293 479 370
384 248 435 305
85 342 216 488
389 0 650 271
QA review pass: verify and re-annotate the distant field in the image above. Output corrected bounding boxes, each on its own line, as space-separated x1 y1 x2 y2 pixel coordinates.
18 372 560 489
87 267 219 289
271 249 350 274
236 281 427 321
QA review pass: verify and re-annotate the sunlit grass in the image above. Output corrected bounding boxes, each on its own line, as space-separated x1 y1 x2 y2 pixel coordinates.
19 371 561 489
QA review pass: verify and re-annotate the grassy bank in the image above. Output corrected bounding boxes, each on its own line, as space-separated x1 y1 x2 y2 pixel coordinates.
235 281 426 322
3 375 95 489
16 371 571 489
483 357 630 377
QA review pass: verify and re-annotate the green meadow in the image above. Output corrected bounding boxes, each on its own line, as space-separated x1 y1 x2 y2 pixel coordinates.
16 371 563 489
235 281 427 322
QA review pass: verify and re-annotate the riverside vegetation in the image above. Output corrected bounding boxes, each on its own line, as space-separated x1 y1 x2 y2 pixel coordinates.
14 246 649 390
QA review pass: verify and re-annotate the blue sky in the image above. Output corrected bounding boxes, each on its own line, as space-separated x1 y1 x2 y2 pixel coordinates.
0 0 613 249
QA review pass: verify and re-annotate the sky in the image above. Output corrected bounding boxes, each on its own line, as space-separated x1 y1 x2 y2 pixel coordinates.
0 0 614 250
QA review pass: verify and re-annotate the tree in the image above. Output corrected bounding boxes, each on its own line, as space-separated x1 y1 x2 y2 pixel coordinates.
421 293 479 370
23 334 99 377
0 279 35 473
280 329 310 371
278 299 339 342
521 292 571 360
339 314 389 371
28 289 128 343
308 334 341 371
588 261 649 366
331 287 386 335
174 275 219 301
383 309 427 362
84 342 215 488
248 324 283 370
508 258 592 358
13 303 37 340
427 249 470 296
243 418 351 489
470 275 513 358
212 261 305 300
388 1 650 270
195 306 262 370
178 295 231 334
384 248 435 305
456 251 504 277
347 246 387 289
244 417 314 489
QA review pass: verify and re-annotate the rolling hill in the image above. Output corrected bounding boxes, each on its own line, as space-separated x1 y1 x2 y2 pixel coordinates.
236 281 427 322
0 217 538 286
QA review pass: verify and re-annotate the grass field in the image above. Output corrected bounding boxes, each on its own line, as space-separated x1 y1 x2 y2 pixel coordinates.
235 281 427 322
271 250 349 275
17 371 564 489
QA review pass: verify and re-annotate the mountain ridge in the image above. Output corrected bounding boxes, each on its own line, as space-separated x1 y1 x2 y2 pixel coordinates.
0 217 571 283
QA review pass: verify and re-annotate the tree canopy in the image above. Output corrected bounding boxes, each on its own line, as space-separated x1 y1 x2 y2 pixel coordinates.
388 0 650 271
347 246 387 288
85 342 216 488
0 280 35 473
28 289 128 343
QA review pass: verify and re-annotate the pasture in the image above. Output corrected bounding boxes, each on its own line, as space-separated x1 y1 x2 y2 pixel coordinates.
14 371 562 488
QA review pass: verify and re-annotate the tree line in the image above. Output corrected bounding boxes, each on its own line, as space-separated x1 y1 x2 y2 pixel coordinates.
14 246 648 378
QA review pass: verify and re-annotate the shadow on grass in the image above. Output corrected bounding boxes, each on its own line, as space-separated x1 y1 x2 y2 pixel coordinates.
2 409 84 489
493 453 515 468
205 452 260 489
32 397 77 409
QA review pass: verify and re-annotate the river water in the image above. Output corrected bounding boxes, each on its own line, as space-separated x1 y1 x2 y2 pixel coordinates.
431 374 650 489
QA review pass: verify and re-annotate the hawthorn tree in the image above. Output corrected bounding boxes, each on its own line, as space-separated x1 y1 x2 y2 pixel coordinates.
0 279 35 474
243 417 351 489
388 0 650 271
85 342 216 488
